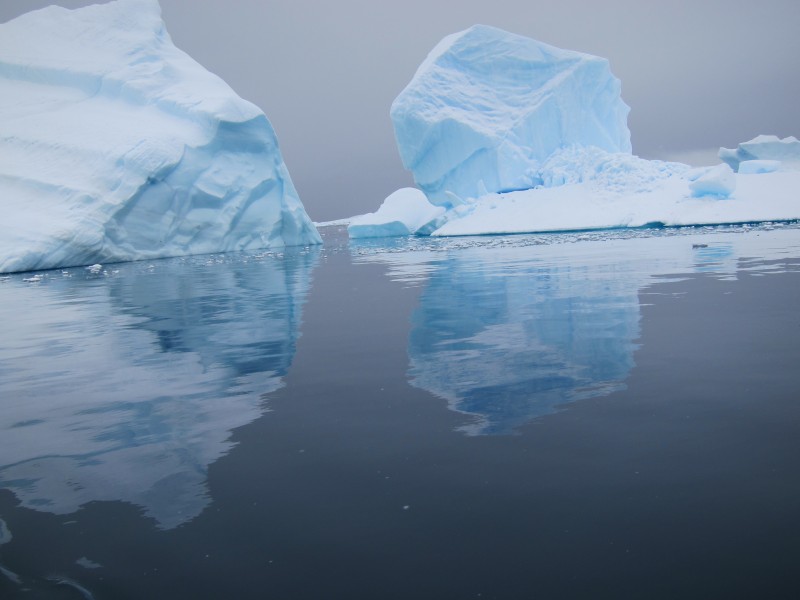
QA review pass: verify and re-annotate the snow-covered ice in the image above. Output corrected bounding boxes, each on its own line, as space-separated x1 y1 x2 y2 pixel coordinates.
0 0 320 274
391 25 631 206
348 188 445 238
355 27 800 239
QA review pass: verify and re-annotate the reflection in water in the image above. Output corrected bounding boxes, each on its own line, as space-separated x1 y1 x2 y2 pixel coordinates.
409 255 638 434
0 249 318 528
354 225 800 435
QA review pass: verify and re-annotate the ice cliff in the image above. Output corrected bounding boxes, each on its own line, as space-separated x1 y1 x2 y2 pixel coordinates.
0 0 320 274
390 24 631 206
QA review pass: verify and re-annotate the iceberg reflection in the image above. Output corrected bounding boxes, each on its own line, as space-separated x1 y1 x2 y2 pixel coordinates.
0 249 318 528
354 226 800 435
408 251 640 435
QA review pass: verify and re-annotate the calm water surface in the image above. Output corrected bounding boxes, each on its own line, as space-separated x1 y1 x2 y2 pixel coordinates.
1 224 799 599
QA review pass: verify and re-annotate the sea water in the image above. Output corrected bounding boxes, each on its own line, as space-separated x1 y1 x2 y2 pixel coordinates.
1 223 799 598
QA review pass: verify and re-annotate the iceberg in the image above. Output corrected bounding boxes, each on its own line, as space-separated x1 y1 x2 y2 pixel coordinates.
348 187 445 238
719 135 800 172
353 26 800 239
0 0 320 274
390 25 631 206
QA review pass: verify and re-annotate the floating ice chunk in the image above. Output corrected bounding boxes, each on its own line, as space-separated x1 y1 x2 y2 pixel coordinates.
76 557 103 570
0 0 320 274
738 160 782 174
719 135 800 172
348 188 445 238
689 164 736 198
391 25 631 205
0 518 10 545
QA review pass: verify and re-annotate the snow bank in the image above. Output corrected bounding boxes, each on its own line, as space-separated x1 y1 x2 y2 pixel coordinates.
391 25 631 206
0 0 320 274
432 169 800 237
348 188 445 238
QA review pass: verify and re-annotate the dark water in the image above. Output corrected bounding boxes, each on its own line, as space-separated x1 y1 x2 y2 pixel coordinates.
1 224 799 599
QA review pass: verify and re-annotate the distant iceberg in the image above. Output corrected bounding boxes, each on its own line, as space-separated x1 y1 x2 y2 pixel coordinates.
0 0 320 274
352 26 800 238
719 135 800 172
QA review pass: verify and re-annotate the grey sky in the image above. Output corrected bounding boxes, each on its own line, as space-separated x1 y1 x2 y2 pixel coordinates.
2 0 798 220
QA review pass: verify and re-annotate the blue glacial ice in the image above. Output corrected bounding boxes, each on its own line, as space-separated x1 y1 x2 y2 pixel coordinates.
390 24 632 206
719 135 800 172
0 0 320 274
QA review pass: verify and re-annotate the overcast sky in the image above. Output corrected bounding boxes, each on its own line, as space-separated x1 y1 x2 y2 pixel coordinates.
2 0 799 220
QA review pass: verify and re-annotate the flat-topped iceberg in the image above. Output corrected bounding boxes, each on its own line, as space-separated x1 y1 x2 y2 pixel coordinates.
0 0 320 274
391 24 631 206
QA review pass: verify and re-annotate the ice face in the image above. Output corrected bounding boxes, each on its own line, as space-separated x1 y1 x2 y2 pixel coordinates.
390 25 631 206
0 0 320 274
720 135 800 172
688 164 736 198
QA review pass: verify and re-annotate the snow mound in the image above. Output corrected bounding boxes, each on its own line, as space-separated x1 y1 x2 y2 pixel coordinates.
391 25 631 206
348 188 445 238
719 135 800 172
0 0 320 274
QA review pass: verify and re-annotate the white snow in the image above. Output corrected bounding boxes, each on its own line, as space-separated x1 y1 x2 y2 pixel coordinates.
391 25 631 206
432 169 800 237
0 0 320 274
348 188 445 238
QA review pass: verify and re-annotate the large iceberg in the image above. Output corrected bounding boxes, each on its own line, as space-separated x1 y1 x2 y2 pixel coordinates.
0 0 320 274
351 26 800 238
390 25 631 205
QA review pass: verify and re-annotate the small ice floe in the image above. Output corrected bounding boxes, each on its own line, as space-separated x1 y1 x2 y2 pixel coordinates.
85 264 103 274
0 517 11 544
0 519 20 584
76 556 102 570
46 575 96 600
22 274 43 283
